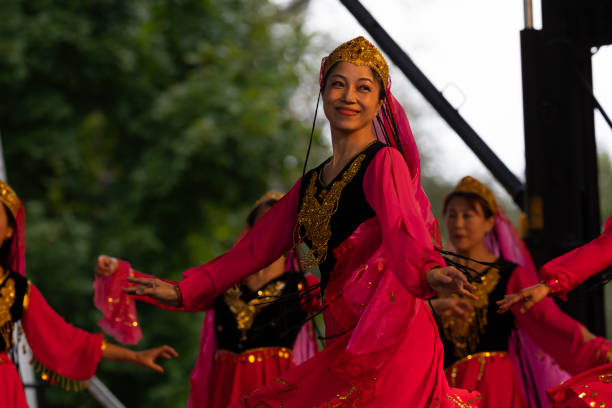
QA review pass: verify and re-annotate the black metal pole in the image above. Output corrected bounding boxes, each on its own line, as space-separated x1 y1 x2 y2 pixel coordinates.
339 0 525 208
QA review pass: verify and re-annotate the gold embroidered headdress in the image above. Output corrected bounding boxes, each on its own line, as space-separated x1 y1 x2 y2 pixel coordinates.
444 176 498 215
252 191 284 210
322 36 389 89
0 181 20 219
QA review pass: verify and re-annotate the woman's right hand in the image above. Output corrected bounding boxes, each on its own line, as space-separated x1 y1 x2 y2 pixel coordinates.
96 255 118 278
124 277 182 307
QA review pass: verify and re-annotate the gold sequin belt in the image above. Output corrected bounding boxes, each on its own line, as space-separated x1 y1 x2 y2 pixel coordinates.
215 346 293 365
446 351 508 387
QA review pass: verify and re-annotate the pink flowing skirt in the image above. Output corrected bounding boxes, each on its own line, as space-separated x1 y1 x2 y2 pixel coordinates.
445 352 527 408
0 353 28 408
210 347 294 408
547 362 612 407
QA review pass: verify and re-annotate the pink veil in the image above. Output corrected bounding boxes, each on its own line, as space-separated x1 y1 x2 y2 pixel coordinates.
11 203 26 276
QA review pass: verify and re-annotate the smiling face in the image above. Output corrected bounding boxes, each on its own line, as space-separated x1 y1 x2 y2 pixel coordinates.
322 61 384 136
444 195 495 254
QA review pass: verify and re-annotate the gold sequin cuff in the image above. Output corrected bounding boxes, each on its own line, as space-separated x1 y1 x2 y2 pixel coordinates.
543 278 562 295
101 340 107 352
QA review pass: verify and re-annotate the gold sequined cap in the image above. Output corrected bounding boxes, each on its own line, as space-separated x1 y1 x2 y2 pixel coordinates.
323 36 389 89
0 181 20 219
445 176 498 215
252 191 284 210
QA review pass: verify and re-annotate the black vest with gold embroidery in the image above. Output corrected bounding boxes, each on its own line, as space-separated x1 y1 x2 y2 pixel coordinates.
213 272 307 353
0 271 28 353
297 142 384 292
439 259 516 368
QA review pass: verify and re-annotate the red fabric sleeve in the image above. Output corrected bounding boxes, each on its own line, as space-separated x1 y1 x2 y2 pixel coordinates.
363 147 445 299
22 283 104 381
509 266 611 375
539 214 612 299
178 179 301 311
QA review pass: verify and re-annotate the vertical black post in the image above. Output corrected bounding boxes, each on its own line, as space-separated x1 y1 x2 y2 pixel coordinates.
521 0 604 334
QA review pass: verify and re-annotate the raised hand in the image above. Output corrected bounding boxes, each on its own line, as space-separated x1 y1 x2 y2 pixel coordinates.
427 266 478 300
96 255 118 277
496 282 551 314
133 345 179 373
124 276 181 307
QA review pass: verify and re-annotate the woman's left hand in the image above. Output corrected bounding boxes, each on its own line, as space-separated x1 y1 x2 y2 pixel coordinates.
124 277 181 307
133 345 179 373
427 266 478 300
496 282 550 314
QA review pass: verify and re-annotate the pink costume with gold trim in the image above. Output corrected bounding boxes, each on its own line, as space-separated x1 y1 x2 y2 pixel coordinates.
171 144 478 407
0 183 103 408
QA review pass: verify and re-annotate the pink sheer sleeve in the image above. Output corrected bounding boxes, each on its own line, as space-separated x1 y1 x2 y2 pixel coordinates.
509 266 611 375
93 259 188 344
178 179 301 311
363 147 444 299
22 283 104 384
539 214 612 299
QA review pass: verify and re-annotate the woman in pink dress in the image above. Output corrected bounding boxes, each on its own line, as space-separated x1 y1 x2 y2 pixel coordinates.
122 36 481 407
94 191 320 408
497 214 612 408
433 176 610 408
0 180 177 407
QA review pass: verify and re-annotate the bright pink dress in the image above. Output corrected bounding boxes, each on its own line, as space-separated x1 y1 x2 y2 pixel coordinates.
1 272 104 408
174 147 479 407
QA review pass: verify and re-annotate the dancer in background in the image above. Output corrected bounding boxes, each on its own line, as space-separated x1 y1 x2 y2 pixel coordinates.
432 176 610 408
94 192 320 408
0 181 176 408
123 36 480 407
496 214 612 408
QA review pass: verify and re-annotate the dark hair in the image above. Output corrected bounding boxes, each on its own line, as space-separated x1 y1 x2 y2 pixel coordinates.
443 192 494 219
321 63 386 101
246 199 279 228
0 204 16 272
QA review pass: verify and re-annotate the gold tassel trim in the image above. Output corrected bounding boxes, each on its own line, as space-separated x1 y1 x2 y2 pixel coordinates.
31 357 90 391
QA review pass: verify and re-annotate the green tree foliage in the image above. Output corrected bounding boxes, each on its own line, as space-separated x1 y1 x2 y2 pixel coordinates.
0 0 319 406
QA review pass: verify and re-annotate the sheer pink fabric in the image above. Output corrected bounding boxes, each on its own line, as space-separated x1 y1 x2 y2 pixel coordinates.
539 214 612 299
94 260 142 344
373 91 442 249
